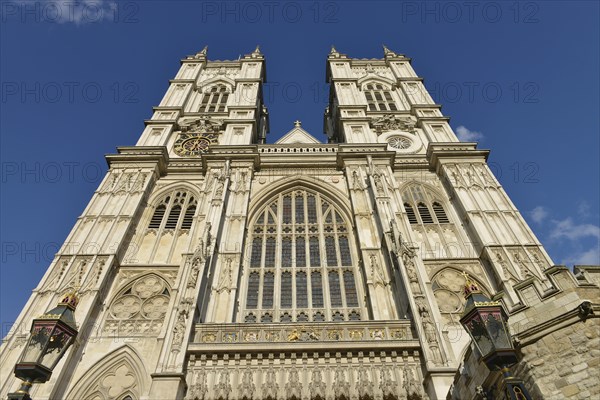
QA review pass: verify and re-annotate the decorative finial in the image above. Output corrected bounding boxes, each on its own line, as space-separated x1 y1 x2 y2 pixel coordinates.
383 44 397 57
188 46 208 60
247 45 263 59
330 45 338 54
462 271 481 298
294 120 302 128
59 289 80 310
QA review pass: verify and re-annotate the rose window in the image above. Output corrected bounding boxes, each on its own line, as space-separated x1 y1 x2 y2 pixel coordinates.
388 136 412 150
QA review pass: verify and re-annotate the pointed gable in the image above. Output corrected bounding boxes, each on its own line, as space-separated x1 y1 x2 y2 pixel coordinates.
275 121 321 144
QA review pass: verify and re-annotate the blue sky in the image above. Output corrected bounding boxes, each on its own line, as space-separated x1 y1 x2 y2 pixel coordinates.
1 0 599 329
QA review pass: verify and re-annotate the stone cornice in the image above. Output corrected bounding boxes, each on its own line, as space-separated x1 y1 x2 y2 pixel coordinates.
426 142 490 171
145 119 177 126
168 79 195 84
153 106 183 111
201 145 260 172
105 146 169 175
336 144 396 168
180 58 207 66
166 159 204 174
391 155 429 170
416 116 451 125
396 76 424 82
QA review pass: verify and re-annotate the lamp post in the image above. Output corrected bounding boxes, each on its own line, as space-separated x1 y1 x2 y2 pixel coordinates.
8 292 79 400
459 273 532 400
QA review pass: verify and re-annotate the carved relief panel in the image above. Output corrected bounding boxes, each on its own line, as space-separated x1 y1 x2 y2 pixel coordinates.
104 274 172 337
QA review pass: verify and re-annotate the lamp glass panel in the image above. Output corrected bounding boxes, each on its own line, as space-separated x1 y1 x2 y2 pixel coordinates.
466 314 494 357
483 310 512 350
39 324 74 370
20 321 55 364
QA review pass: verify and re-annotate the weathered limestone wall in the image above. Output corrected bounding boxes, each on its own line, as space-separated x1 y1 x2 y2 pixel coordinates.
447 265 600 400
516 316 599 399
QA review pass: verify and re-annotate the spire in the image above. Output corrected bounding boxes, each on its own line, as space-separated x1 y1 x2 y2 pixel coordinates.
383 44 398 58
329 45 341 58
246 45 264 59
328 45 346 59
188 45 208 60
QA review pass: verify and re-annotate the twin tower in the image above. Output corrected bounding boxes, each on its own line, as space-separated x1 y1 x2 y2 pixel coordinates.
2 46 597 400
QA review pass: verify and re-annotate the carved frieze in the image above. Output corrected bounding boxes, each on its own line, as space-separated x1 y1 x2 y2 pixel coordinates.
370 114 416 134
177 115 224 134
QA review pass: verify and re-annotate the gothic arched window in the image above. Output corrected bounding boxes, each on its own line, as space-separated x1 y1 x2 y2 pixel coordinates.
200 84 229 113
363 83 398 112
147 191 197 231
402 185 451 225
241 189 364 322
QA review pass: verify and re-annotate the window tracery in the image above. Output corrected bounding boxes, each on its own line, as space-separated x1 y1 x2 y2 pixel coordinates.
402 185 450 225
199 84 229 113
431 268 488 325
242 189 363 322
105 274 171 336
147 191 197 231
363 83 398 112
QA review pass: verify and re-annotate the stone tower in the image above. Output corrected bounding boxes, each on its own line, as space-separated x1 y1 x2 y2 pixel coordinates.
1 46 598 400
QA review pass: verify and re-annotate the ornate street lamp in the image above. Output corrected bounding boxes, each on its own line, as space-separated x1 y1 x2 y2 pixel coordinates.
8 292 79 400
459 273 532 400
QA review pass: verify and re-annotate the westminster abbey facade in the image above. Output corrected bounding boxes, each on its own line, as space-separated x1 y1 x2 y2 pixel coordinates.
1 46 598 400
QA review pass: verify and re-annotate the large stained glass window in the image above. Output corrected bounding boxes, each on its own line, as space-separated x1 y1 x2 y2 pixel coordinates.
242 189 363 322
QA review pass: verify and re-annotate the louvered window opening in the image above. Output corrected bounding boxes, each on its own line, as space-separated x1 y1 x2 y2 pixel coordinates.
402 185 451 225
199 85 229 113
364 83 398 112
147 192 197 231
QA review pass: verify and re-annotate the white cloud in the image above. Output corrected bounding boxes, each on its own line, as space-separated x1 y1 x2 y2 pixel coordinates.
549 218 600 241
34 1 118 25
577 200 591 218
530 206 548 224
455 126 484 142
561 247 600 266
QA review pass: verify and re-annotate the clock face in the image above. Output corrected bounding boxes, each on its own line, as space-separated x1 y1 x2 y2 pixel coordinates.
173 132 218 156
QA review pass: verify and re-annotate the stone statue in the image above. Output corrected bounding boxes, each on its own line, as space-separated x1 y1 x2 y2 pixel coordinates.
373 173 384 193
352 170 364 190
172 310 188 346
